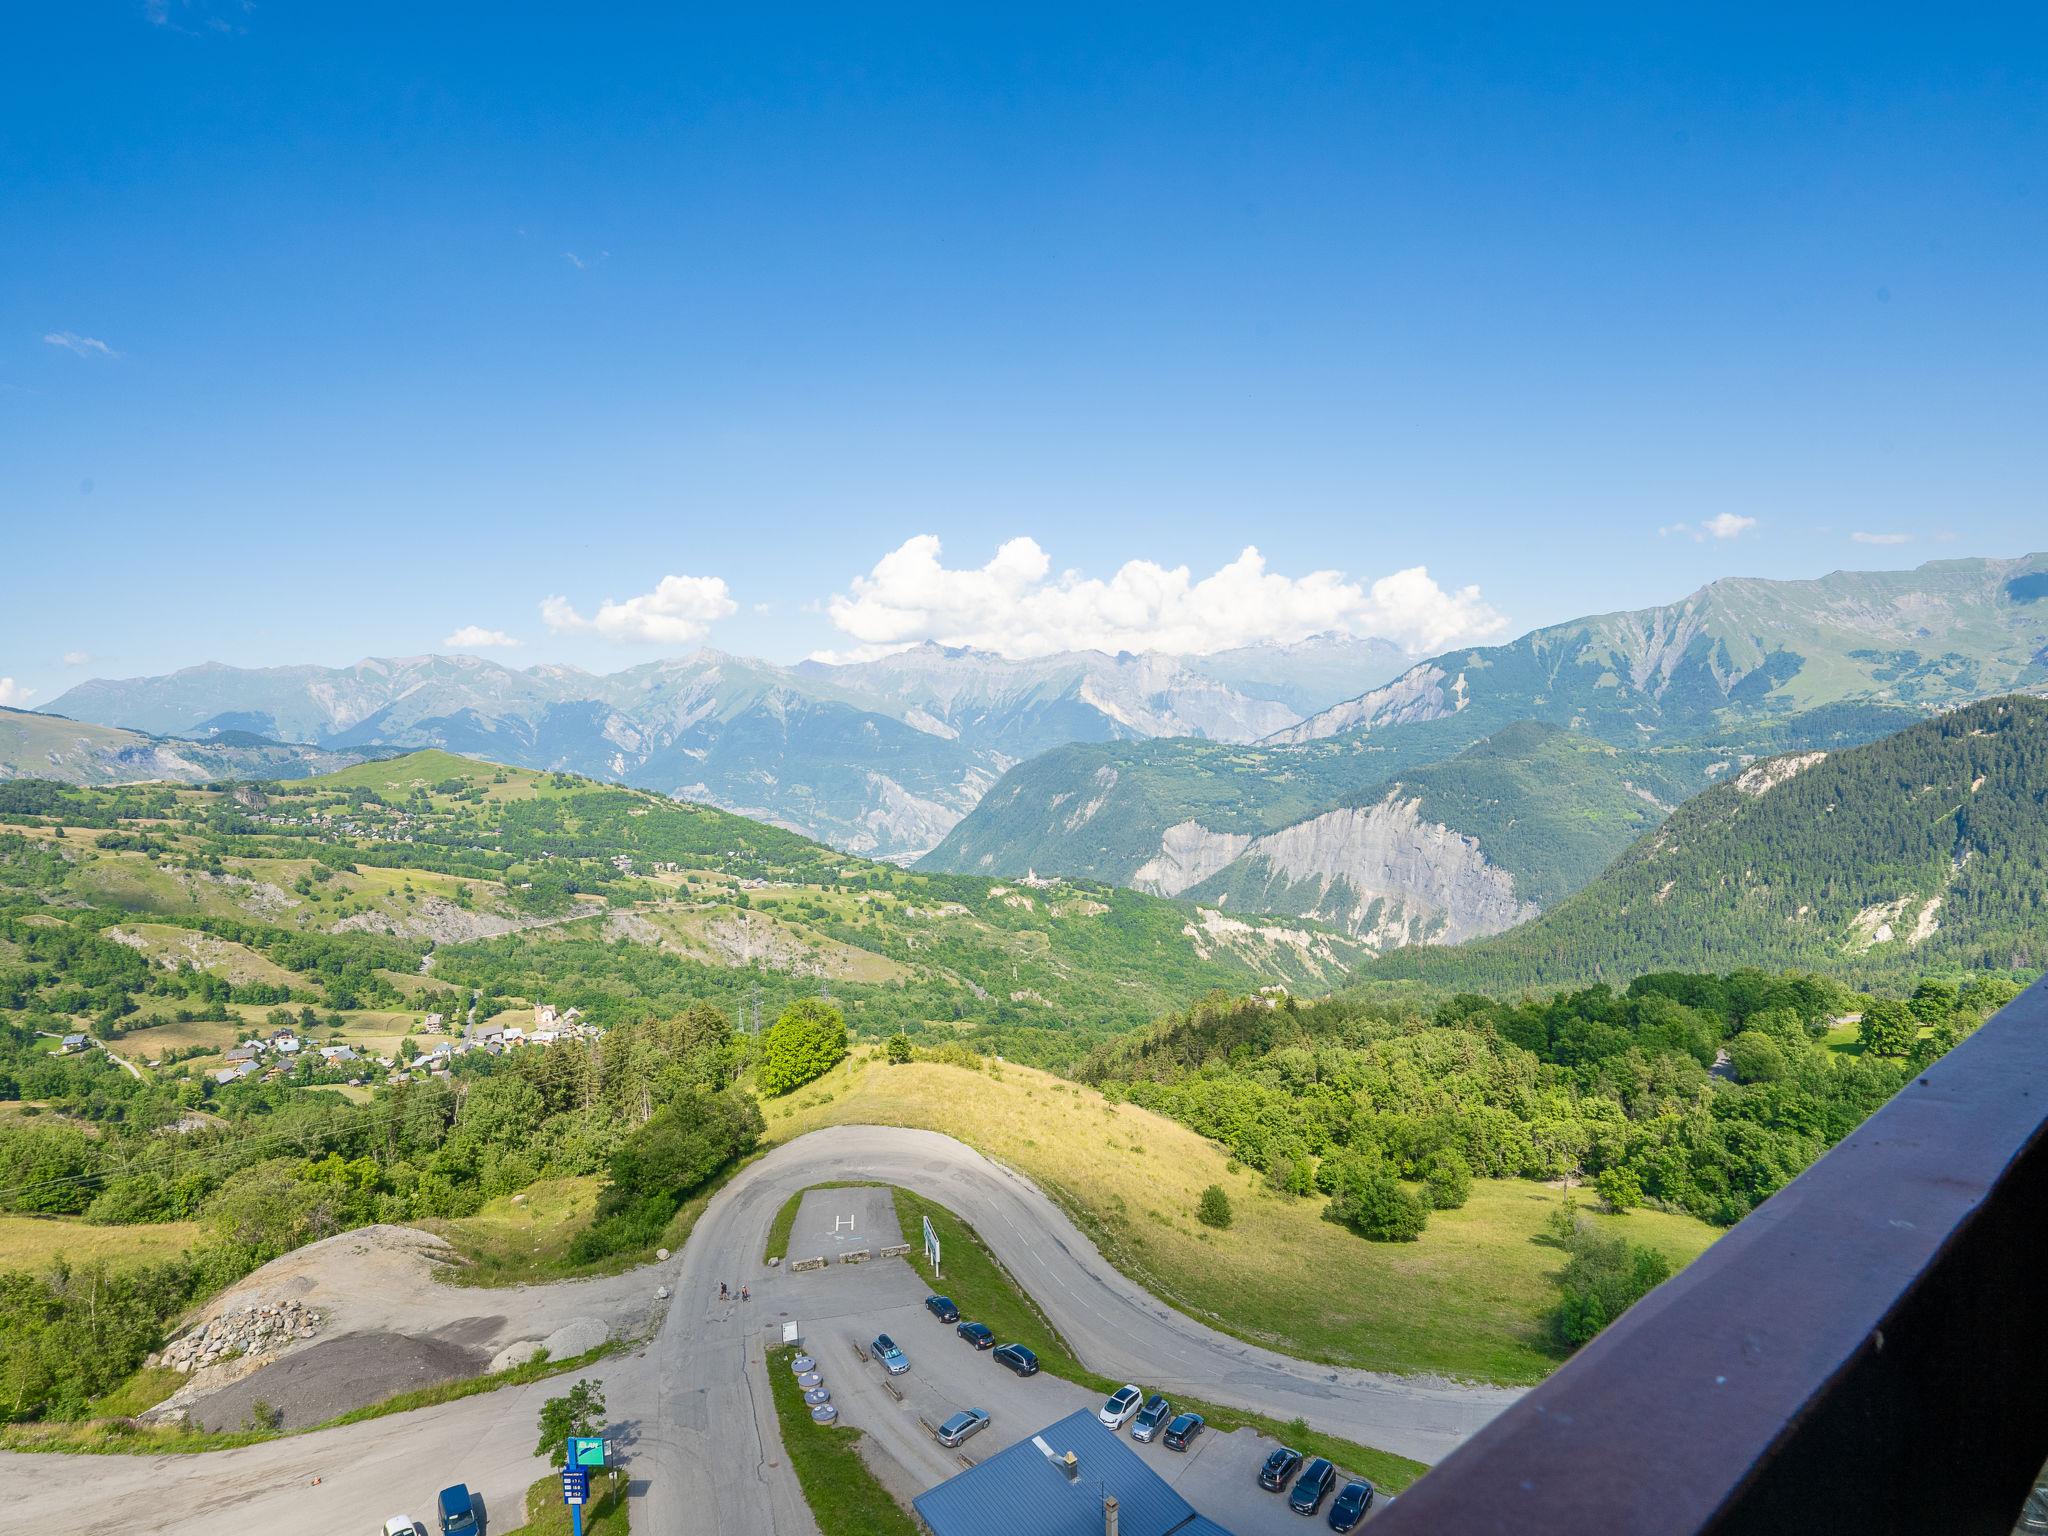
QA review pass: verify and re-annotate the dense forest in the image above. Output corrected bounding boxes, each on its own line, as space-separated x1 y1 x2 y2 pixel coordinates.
1373 697 2048 988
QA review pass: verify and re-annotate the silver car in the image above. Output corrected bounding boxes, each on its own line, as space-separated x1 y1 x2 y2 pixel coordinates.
936 1408 990 1447
1130 1394 1172 1442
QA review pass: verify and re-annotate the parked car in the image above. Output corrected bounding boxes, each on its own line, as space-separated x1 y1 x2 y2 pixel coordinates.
1099 1385 1143 1429
1130 1395 1172 1442
925 1295 960 1323
1289 1458 1337 1515
1328 1480 1374 1531
381 1519 418 1536
935 1408 991 1448
1162 1412 1204 1451
436 1484 479 1535
870 1333 910 1374
1260 1447 1304 1491
956 1321 995 1350
992 1343 1040 1376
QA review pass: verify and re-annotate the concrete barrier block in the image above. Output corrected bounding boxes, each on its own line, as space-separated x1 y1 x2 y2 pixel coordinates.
838 1249 872 1265
789 1256 828 1273
878 1243 912 1259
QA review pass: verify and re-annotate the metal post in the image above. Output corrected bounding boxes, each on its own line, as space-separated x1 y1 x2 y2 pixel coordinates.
571 1506 583 1536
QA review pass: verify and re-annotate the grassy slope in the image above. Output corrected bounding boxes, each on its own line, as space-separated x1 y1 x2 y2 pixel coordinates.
768 1055 1716 1386
0 1215 202 1271
888 1186 1428 1492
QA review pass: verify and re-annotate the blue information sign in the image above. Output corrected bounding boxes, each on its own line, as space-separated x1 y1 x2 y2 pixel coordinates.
561 1466 590 1505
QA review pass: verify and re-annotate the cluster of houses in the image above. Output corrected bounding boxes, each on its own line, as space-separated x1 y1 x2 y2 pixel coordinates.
212 1027 361 1085
206 1002 604 1092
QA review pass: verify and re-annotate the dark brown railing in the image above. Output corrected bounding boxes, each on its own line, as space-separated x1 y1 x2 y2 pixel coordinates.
1373 976 2048 1536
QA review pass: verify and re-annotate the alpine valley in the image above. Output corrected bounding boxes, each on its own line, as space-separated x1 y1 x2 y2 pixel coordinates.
923 554 2048 949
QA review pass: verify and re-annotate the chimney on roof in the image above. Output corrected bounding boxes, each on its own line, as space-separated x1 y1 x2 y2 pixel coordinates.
1104 1495 1120 1536
1061 1450 1079 1482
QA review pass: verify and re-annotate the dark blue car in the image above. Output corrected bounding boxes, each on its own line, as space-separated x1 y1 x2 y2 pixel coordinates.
1327 1479 1374 1531
1289 1458 1336 1515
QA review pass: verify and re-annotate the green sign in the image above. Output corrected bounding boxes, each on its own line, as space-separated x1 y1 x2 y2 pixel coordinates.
568 1436 608 1468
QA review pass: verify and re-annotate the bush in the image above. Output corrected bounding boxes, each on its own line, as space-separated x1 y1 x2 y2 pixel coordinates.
1322 1152 1427 1242
884 1033 912 1065
758 1000 848 1096
1594 1165 1643 1213
1195 1184 1233 1229
536 1379 607 1466
1550 1227 1671 1348
1422 1150 1471 1211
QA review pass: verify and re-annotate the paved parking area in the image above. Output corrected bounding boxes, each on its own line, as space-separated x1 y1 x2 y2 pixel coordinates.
777 1250 1393 1535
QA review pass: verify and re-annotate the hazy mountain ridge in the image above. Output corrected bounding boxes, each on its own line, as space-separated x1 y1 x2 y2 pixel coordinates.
0 706 366 786
37 637 1402 862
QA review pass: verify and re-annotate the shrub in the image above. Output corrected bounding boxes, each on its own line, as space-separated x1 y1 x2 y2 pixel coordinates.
1195 1184 1233 1229
1322 1152 1427 1242
1594 1165 1643 1213
1550 1228 1671 1348
884 1033 912 1065
758 1000 848 1096
1422 1150 1471 1211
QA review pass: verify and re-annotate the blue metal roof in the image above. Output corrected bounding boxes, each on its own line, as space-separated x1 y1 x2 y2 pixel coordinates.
913 1409 1235 1536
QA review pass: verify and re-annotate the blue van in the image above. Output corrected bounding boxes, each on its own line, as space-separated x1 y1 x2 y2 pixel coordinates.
437 1485 479 1535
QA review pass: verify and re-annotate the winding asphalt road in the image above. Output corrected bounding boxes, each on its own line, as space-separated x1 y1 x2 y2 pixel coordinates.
0 1125 1519 1534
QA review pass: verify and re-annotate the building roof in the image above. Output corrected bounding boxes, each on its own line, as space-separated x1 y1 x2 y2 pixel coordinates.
912 1410 1235 1536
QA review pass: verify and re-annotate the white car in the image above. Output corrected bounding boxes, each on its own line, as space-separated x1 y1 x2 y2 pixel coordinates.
382 1519 418 1536
1098 1385 1143 1430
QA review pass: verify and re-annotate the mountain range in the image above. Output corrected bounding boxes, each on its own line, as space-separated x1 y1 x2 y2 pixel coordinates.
925 554 2048 944
0 706 363 786
32 637 1408 862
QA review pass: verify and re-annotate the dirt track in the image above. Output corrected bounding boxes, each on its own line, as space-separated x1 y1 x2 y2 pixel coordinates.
188 1330 491 1431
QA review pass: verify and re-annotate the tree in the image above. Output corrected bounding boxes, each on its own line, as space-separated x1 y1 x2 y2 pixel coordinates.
885 1033 913 1065
1422 1149 1472 1211
757 999 847 1096
1322 1152 1427 1242
1908 979 1959 1025
536 1379 607 1466
1725 1029 1788 1083
1195 1184 1233 1229
1858 999 1918 1059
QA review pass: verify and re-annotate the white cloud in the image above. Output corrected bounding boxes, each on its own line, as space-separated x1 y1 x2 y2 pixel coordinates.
443 625 520 650
563 251 609 271
1660 514 1758 543
61 651 92 667
815 537 1508 662
0 678 34 708
43 332 117 359
541 574 739 646
1851 531 1912 546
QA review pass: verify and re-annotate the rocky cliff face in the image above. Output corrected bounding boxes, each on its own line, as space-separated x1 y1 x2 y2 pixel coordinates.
1186 792 1539 949
1130 819 1253 896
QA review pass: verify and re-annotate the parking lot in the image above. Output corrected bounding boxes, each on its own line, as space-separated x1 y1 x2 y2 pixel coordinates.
776 1191 1391 1535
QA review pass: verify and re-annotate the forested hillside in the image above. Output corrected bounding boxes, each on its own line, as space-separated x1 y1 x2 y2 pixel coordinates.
1374 696 2048 988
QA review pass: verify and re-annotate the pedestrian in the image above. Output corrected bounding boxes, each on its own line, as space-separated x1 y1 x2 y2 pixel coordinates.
719 1281 728 1300
741 1285 751 1303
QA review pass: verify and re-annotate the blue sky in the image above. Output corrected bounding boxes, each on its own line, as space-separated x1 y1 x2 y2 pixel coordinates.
3 4 2044 701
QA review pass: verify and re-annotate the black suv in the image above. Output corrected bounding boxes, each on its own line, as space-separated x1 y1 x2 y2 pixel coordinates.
992 1343 1040 1376
1259 1447 1303 1491
1162 1412 1204 1452
956 1320 995 1349
1328 1480 1374 1531
924 1295 959 1323
1289 1458 1336 1515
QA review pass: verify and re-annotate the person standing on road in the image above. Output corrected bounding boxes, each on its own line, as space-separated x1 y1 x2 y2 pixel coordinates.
741 1285 750 1303
720 1281 728 1300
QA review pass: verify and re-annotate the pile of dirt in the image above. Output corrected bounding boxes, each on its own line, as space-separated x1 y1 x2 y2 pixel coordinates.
185 1329 490 1431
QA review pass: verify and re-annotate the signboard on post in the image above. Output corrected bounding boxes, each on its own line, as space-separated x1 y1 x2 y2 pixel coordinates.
568 1436 609 1468
561 1466 590 1504
923 1213 941 1277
